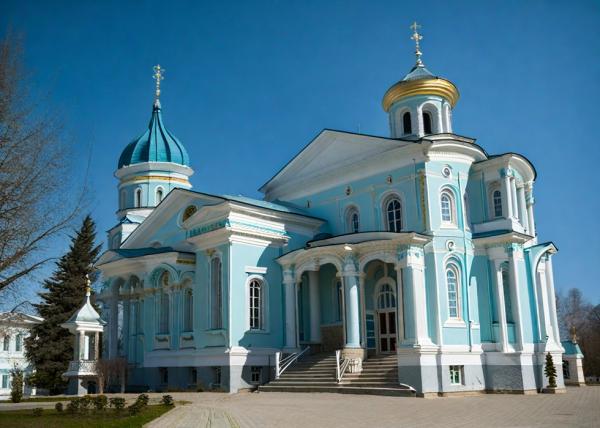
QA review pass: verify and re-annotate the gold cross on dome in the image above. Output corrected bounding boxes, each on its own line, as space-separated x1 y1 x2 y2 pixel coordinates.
410 21 424 66
153 64 165 100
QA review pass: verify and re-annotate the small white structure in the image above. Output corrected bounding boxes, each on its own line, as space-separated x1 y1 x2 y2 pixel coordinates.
562 329 586 386
61 282 106 395
0 312 42 397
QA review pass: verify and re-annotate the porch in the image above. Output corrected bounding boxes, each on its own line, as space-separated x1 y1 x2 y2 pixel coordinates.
277 232 436 375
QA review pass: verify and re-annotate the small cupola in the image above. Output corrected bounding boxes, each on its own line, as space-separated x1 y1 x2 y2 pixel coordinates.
383 22 460 139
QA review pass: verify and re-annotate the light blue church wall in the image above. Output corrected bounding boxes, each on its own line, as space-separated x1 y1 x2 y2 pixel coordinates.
285 163 425 234
229 242 284 349
472 255 494 343
316 264 340 326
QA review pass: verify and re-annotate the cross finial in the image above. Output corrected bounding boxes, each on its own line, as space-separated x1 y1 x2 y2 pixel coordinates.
85 274 91 297
410 21 424 67
153 64 165 101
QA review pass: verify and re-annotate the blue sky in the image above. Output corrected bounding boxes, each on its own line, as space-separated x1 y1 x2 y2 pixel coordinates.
2 0 599 304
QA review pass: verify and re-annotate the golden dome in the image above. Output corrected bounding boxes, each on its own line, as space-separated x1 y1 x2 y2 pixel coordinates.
382 73 460 112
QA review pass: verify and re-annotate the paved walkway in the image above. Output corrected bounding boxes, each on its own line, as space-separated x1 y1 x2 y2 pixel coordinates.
144 386 600 428
2 387 598 427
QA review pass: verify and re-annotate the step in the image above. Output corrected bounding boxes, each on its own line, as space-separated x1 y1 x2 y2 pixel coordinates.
259 385 415 397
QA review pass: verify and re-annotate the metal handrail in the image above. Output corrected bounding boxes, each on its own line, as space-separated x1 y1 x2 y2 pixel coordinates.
275 346 310 379
335 349 350 383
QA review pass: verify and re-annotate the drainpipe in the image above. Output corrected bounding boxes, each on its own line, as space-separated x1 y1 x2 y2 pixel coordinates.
458 173 473 351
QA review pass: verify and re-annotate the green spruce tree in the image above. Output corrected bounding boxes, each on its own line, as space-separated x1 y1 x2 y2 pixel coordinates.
25 216 101 394
544 352 557 388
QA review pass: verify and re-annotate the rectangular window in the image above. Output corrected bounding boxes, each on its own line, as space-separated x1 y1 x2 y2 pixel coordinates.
250 366 261 384
184 289 193 332
211 258 223 329
159 367 168 385
189 367 197 385
3 336 9 351
213 367 221 387
449 365 463 385
1 374 8 389
159 292 169 334
15 335 22 352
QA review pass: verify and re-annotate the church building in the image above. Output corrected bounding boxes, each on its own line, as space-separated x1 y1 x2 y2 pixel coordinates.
96 25 565 396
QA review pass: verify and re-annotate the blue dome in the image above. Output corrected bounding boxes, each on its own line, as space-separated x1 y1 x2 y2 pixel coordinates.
118 100 190 169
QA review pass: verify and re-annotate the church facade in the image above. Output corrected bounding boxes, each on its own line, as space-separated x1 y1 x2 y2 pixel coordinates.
96 31 564 396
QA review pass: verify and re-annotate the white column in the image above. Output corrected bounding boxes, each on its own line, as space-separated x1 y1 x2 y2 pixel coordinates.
517 186 529 232
493 260 509 352
509 248 525 351
510 178 518 219
283 269 297 350
94 332 100 360
109 296 118 358
308 271 321 344
526 184 536 237
399 259 434 348
503 175 514 219
122 299 130 356
536 261 553 345
78 331 85 360
342 272 361 349
545 256 561 344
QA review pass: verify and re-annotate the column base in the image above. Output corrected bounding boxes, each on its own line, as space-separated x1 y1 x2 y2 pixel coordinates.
342 347 366 373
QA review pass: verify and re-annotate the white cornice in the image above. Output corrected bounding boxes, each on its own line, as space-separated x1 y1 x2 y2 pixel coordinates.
115 162 194 179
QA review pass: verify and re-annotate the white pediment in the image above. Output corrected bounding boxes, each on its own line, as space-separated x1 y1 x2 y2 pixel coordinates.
260 130 412 200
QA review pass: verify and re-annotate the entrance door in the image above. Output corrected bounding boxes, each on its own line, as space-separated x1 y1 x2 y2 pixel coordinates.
377 283 397 354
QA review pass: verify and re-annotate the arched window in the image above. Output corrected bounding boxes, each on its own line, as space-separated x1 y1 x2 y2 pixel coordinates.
501 263 513 323
156 188 164 205
403 112 412 135
446 265 460 319
440 189 456 225
385 197 402 232
423 111 433 134
249 278 263 330
493 190 503 218
183 288 193 332
377 283 396 309
135 188 142 208
15 334 22 352
159 292 169 334
2 336 9 351
335 280 343 322
210 257 223 329
346 207 360 233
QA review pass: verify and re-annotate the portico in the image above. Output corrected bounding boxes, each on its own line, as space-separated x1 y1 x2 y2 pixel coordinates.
277 232 434 374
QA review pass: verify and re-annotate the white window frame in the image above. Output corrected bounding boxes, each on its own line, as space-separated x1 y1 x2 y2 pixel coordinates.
250 366 262 384
2 336 9 352
445 264 461 320
488 183 503 219
15 334 22 352
449 365 463 385
183 287 194 332
210 255 223 329
155 187 164 205
135 188 143 208
345 206 360 234
402 110 412 135
246 275 268 332
440 189 457 227
384 195 403 232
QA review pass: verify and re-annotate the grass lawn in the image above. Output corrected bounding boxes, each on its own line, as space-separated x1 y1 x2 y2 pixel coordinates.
0 405 173 427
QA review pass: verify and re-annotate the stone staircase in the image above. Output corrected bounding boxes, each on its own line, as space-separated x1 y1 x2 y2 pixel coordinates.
259 352 415 397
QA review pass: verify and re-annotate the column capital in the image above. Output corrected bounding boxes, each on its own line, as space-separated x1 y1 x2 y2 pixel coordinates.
282 266 295 286
396 244 425 270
